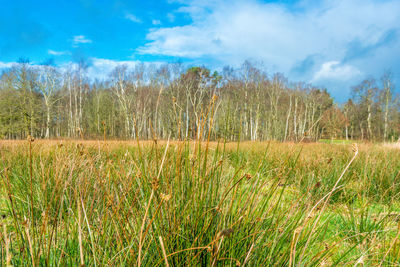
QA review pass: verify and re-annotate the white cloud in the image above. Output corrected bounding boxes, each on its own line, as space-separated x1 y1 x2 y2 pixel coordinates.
90 58 139 79
0 61 57 71
0 61 16 69
138 0 400 94
72 35 92 47
0 58 164 81
152 19 162 25
125 13 142 23
48 50 70 56
312 61 362 82
83 58 163 81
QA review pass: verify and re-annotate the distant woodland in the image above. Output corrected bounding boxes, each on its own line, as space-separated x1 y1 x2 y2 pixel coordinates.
0 59 398 141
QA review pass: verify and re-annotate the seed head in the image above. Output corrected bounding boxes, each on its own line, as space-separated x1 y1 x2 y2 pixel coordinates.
215 206 222 213
314 181 321 189
294 226 303 235
160 193 171 202
217 228 234 238
352 143 358 153
245 173 252 180
151 178 160 190
212 94 218 103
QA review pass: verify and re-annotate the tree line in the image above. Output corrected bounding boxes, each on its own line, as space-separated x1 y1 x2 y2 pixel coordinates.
0 59 398 141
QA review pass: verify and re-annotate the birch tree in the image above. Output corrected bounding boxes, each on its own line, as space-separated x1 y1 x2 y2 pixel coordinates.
111 65 134 138
37 65 61 138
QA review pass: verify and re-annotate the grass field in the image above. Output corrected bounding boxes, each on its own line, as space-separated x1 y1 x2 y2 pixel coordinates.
1 139 400 266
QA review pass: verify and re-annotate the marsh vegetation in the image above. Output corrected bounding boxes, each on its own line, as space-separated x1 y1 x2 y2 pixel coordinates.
1 139 400 266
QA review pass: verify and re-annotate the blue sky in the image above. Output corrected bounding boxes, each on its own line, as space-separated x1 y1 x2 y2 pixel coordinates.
0 0 399 102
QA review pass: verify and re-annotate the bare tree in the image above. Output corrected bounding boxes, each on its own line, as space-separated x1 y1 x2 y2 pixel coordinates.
37 65 61 138
352 78 378 140
111 65 134 138
381 71 394 141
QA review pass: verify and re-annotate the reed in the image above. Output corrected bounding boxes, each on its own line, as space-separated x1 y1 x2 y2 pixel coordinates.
0 138 399 265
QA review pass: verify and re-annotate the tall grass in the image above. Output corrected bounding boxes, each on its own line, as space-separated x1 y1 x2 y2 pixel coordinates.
0 139 400 265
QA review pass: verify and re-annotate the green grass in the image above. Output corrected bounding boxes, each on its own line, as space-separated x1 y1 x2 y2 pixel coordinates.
0 140 400 266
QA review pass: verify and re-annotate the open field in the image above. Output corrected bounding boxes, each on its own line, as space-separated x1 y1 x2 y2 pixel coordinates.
1 139 400 266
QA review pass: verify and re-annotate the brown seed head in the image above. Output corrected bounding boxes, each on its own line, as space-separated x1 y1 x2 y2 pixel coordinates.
314 181 321 189
27 135 34 142
294 226 303 235
151 178 160 190
215 206 222 213
218 228 234 238
160 193 171 202
212 94 218 103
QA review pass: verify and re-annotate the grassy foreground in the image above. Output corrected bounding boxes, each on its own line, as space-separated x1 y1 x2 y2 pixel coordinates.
1 139 400 266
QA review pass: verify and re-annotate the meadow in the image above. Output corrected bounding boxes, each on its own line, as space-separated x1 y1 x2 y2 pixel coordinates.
1 139 400 266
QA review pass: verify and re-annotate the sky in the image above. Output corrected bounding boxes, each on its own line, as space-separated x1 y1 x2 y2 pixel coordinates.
0 0 399 102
